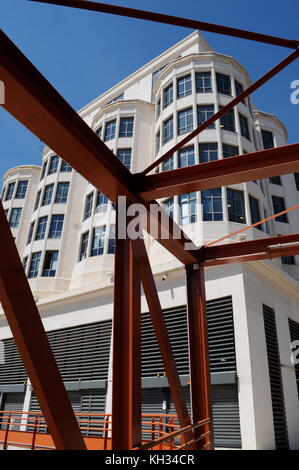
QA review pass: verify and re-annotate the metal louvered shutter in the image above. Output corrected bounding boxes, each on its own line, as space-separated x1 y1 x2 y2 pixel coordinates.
0 339 27 385
47 320 112 382
289 318 299 399
81 390 107 437
1 393 25 430
168 385 241 448
142 388 166 441
141 297 236 377
263 305 289 449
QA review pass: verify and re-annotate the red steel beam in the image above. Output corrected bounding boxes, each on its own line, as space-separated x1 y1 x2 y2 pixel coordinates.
199 233 299 261
0 29 197 265
186 264 214 449
135 143 299 200
134 238 192 439
112 210 142 450
203 244 299 267
142 48 299 175
0 204 86 450
30 1 299 49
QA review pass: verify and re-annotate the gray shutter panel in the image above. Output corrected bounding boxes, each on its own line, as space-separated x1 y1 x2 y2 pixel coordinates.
81 390 107 436
47 320 112 382
263 305 289 449
168 385 241 448
0 339 27 385
1 392 25 430
289 318 299 399
142 388 166 441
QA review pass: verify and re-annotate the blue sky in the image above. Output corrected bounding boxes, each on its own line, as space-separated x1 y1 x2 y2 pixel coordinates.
0 0 298 178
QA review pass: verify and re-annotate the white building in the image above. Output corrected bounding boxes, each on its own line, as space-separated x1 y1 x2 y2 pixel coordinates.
1 31 299 450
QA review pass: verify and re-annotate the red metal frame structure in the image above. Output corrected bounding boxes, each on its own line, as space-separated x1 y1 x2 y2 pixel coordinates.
0 0 298 450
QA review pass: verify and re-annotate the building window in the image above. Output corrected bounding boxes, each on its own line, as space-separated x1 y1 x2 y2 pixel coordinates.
108 225 115 254
40 161 48 180
48 155 59 175
156 99 161 119
202 188 223 221
28 252 41 278
294 173 299 190
177 74 192 98
163 197 174 219
281 256 295 265
269 176 282 185
117 149 131 170
272 196 288 223
227 189 246 223
27 221 35 245
34 190 41 211
178 146 195 167
197 105 215 129
239 114 250 140
216 72 231 95
235 80 245 104
60 160 72 172
15 181 28 199
195 72 212 93
199 143 218 163
9 208 22 228
178 108 193 135
119 117 134 138
35 216 48 240
5 182 15 201
261 129 274 149
42 184 54 206
220 108 235 132
163 116 174 144
104 120 116 141
162 156 174 172
249 196 262 230
179 192 197 224
42 251 59 277
156 130 160 154
163 84 173 108
91 226 106 257
110 93 124 103
49 215 64 239
223 144 239 158
55 182 69 204
79 231 89 261
83 192 94 220
95 191 109 213
23 256 28 273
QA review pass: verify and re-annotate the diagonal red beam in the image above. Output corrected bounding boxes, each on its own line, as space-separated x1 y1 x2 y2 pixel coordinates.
141 48 299 175
198 233 299 262
134 238 192 440
30 1 299 49
0 29 197 265
135 143 299 200
0 204 86 450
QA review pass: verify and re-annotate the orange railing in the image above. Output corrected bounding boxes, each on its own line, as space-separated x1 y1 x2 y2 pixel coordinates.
0 410 212 450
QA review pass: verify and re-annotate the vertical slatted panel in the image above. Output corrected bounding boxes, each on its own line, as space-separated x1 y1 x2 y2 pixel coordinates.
263 305 289 449
0 393 25 430
80 390 107 437
168 385 241 448
288 318 299 399
0 320 112 385
0 339 27 384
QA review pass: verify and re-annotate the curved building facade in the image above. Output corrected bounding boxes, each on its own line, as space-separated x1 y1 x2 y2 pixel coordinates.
1 31 299 449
